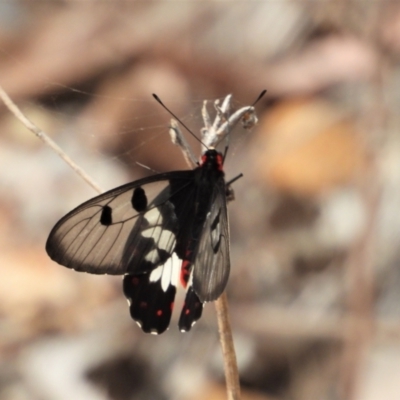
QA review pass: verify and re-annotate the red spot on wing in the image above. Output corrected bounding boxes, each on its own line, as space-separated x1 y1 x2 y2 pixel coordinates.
123 273 176 334
178 288 204 331
180 259 191 288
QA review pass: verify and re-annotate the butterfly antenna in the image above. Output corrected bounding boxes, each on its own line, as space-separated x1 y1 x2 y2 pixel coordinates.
221 90 266 163
222 145 229 165
136 161 159 174
153 94 209 149
253 89 267 106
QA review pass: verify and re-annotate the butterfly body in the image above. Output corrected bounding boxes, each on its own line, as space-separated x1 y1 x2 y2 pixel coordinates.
46 149 230 334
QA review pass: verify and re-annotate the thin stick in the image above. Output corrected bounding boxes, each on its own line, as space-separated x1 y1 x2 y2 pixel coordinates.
172 95 263 400
2 88 252 400
174 95 248 400
0 85 103 194
201 96 259 150
176 143 242 400
215 293 241 400
169 119 198 168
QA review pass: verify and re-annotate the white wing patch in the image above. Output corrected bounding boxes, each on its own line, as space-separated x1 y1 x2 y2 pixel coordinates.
144 207 163 225
144 249 160 263
142 227 176 251
149 252 181 292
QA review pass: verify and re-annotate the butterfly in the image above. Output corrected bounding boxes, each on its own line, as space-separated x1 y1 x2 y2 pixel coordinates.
46 148 231 334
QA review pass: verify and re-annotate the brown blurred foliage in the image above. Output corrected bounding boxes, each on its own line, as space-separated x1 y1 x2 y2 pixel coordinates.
1 1 400 400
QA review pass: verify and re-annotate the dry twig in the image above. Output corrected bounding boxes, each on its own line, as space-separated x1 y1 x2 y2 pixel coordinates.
171 96 259 400
0 85 103 195
1 87 258 400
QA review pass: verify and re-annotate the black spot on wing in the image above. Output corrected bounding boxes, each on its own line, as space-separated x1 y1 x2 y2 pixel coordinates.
123 273 176 334
131 187 147 212
178 286 203 332
100 205 112 226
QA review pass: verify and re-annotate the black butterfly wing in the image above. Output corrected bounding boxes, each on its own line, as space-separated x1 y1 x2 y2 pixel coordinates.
192 177 230 302
178 176 230 331
46 171 193 275
123 252 182 334
121 176 202 334
178 286 204 332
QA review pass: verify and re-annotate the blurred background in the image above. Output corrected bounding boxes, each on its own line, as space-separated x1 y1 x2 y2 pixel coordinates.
1 1 400 399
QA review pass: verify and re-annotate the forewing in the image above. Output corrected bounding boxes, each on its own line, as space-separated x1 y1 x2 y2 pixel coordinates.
192 180 230 302
46 171 193 275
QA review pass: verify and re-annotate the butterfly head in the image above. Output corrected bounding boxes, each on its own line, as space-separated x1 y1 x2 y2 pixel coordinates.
200 149 224 172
